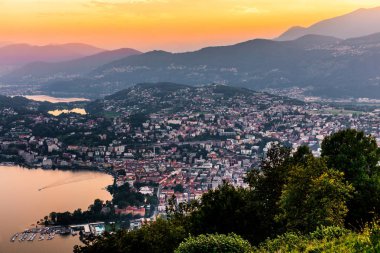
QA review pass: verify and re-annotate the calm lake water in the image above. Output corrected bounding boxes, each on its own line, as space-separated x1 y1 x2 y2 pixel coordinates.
24 95 89 103
0 166 113 253
48 108 87 116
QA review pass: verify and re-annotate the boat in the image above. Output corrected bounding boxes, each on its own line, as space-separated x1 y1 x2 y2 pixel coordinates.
47 233 55 240
10 233 19 242
27 233 36 241
60 228 71 235
20 233 28 242
30 233 37 241
38 234 45 241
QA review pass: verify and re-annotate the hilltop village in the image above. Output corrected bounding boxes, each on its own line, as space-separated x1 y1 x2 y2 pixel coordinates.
1 83 380 226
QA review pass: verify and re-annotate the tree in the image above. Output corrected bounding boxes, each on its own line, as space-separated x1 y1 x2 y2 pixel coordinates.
245 144 292 238
291 145 313 166
175 233 253 253
49 212 57 223
74 219 187 253
187 184 256 240
321 129 380 180
321 129 380 226
277 157 353 233
90 199 104 213
129 113 149 128
174 184 185 193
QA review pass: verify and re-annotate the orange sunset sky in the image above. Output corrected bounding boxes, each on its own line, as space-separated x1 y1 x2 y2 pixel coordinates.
0 0 379 52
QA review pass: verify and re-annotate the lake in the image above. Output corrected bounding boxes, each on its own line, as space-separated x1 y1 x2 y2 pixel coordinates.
0 166 113 253
24 95 89 103
48 108 87 116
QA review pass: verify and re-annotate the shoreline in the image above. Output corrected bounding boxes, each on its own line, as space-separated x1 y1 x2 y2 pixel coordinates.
0 165 114 253
23 95 90 103
0 162 117 178
1 165 115 244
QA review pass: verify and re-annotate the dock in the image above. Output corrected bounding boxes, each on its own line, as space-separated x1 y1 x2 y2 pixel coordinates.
11 222 105 243
10 226 75 243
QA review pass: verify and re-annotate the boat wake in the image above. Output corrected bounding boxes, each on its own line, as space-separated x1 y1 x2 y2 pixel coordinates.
38 174 99 191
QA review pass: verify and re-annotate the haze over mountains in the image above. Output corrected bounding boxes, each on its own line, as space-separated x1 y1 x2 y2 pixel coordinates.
277 6 380 41
41 33 380 99
0 43 104 66
3 48 141 83
0 41 12 47
2 6 380 99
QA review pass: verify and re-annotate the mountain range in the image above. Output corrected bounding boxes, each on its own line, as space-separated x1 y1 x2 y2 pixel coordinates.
40 32 380 99
2 6 380 99
3 48 141 83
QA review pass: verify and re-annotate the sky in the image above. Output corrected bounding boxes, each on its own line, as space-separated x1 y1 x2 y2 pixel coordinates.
0 0 379 52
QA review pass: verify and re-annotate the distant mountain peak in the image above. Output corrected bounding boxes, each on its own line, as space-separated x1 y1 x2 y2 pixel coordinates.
277 6 380 41
278 26 306 39
354 6 380 12
147 50 172 55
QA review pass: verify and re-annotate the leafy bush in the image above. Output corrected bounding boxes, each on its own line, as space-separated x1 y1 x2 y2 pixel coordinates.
369 222 380 248
309 226 349 241
256 225 380 253
175 233 252 253
256 232 308 252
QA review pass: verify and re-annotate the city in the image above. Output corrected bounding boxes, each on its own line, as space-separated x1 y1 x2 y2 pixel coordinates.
1 83 380 228
2 1 380 252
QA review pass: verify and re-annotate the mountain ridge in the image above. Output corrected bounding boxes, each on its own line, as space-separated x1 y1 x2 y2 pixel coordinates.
277 6 380 41
3 48 142 83
0 43 105 66
41 33 380 99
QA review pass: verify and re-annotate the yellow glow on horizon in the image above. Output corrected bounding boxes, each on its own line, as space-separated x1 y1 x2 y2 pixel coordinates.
0 0 380 52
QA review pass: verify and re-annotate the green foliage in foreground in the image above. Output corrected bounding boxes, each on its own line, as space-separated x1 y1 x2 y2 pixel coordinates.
256 225 380 253
75 222 380 253
277 157 353 232
74 219 187 253
322 129 380 226
175 233 253 253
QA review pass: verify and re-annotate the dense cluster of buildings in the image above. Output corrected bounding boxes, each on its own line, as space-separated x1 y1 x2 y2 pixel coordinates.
1 84 380 218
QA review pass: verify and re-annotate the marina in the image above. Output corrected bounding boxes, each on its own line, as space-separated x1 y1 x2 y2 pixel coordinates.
11 222 106 245
11 227 73 243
